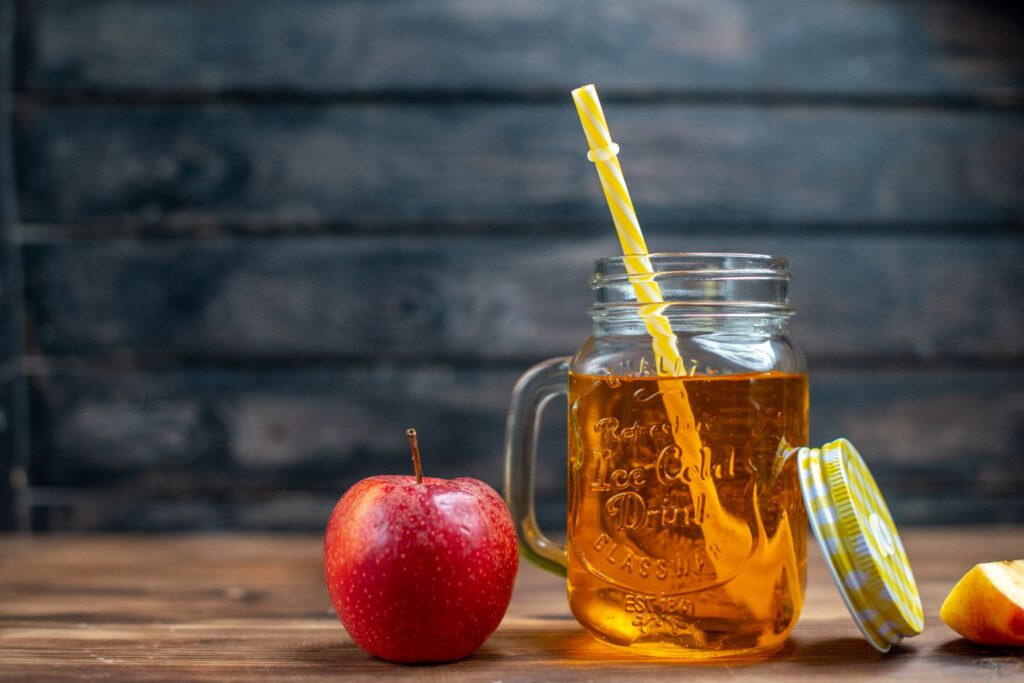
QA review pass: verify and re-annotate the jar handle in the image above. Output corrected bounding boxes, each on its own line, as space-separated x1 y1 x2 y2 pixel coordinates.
503 357 570 577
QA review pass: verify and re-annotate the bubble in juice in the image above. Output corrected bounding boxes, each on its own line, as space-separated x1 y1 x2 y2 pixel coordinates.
567 371 809 657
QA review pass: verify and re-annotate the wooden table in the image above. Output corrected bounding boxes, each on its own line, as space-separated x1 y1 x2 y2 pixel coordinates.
1 529 1022 681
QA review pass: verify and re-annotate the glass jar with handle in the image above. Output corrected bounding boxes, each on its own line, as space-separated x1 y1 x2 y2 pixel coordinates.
504 252 809 658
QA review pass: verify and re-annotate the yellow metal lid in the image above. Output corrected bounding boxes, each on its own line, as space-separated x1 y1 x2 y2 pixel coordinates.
798 438 925 653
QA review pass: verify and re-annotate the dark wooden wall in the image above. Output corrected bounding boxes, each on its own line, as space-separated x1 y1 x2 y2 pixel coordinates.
1 0 21 531
2 0 1023 531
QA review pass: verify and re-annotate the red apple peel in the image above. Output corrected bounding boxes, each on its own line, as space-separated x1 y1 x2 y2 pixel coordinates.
323 428 519 663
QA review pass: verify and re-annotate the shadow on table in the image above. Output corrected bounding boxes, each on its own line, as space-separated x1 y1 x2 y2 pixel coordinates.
288 641 497 669
289 629 792 669
481 628 797 667
782 636 911 666
937 637 1024 671
296 632 1003 672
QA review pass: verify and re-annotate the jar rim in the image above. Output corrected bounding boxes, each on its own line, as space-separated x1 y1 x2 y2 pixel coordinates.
589 252 794 319
592 252 790 287
596 251 783 263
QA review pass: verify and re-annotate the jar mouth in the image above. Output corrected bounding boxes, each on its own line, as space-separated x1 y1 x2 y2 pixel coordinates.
590 301 793 316
589 252 794 319
592 252 789 285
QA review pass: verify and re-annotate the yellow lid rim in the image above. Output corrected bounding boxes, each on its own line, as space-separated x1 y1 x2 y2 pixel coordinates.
820 439 924 635
798 443 923 653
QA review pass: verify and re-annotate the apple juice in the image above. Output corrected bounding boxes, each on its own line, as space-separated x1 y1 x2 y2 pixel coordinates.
567 371 809 656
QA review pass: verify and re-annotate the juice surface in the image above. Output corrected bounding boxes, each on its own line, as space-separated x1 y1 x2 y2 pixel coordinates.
567 371 809 657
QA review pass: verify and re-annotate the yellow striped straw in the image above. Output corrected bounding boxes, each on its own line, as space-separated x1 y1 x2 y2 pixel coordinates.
571 84 761 589
571 84 683 376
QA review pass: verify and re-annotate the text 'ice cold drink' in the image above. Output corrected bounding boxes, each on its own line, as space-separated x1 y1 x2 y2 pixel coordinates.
567 371 809 656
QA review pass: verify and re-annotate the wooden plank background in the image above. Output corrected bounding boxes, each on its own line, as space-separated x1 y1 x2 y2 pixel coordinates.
20 236 1024 360
14 105 1024 230
20 0 1024 97
0 0 17 530
3 0 1024 531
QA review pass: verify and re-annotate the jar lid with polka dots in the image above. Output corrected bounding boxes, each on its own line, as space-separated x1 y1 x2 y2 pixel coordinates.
798 438 924 653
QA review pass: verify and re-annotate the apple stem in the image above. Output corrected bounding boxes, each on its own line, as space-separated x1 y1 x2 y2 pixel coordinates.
406 428 423 484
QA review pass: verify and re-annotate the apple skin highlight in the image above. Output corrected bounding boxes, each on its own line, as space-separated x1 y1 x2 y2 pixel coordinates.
323 474 519 662
940 560 1024 647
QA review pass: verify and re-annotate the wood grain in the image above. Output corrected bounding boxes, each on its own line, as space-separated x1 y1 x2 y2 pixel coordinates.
0 0 25 531
0 0 12 529
23 366 1024 530
6 1 1024 536
1 530 1023 681
23 235 1024 361
15 104 1024 229
20 0 1024 98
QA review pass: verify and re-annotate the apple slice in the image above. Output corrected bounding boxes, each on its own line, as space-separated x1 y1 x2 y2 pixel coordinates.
940 560 1024 646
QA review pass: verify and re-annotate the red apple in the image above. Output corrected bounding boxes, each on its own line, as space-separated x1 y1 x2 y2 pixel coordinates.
323 429 519 663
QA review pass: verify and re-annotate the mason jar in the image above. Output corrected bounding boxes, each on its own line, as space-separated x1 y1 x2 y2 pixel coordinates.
505 253 809 657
